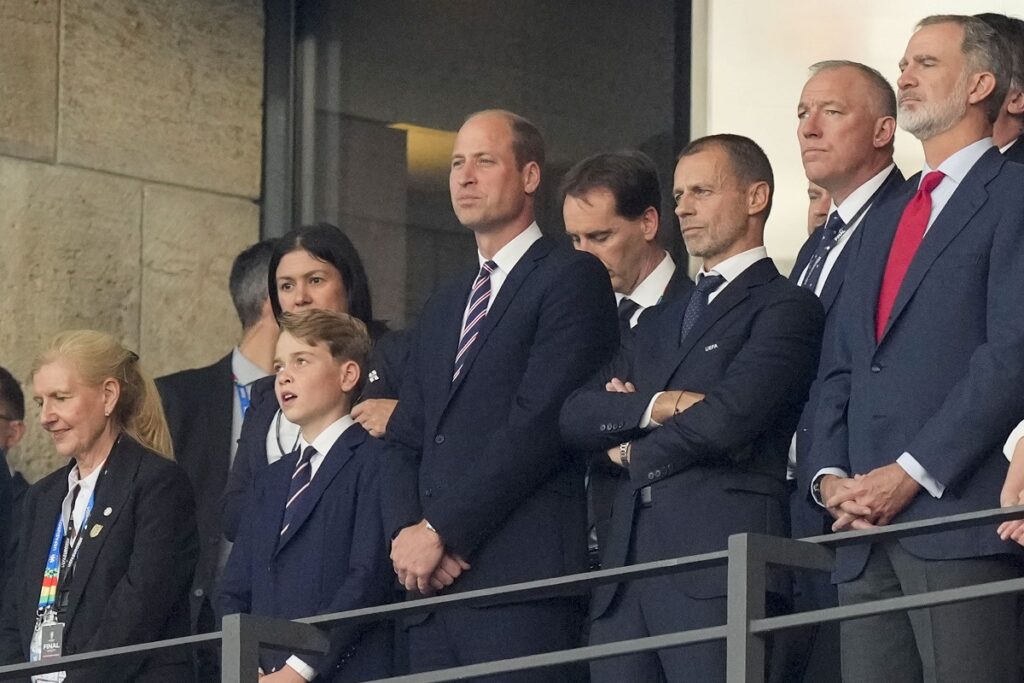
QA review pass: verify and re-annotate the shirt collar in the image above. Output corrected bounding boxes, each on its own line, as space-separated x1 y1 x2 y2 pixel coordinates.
479 222 543 274
697 246 768 284
1000 137 1018 154
299 414 356 457
232 347 269 387
831 163 895 224
67 455 106 493
623 252 675 308
923 137 993 185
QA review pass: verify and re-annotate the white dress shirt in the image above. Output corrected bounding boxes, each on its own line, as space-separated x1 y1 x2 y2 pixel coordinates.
459 222 543 331
617 252 676 328
641 246 769 427
265 408 302 466
285 415 356 681
812 138 995 505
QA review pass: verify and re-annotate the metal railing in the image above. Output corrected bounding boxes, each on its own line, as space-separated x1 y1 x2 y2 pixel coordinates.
1 505 1022 682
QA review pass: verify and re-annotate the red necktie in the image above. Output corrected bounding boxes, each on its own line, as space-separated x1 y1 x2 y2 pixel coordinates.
875 171 945 342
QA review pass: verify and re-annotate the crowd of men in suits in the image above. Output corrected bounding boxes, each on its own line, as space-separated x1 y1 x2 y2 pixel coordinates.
3 9 1024 683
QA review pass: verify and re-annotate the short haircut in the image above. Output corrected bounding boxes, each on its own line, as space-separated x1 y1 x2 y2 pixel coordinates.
466 109 546 171
808 60 898 119
278 310 371 393
0 366 24 421
560 150 661 220
268 223 376 329
976 13 1024 93
678 134 775 219
918 14 1012 123
229 239 277 330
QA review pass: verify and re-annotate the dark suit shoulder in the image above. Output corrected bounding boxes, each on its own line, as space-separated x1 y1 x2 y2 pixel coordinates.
155 353 232 394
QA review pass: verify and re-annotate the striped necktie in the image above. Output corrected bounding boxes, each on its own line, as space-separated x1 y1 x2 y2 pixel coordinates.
453 260 497 382
280 446 315 536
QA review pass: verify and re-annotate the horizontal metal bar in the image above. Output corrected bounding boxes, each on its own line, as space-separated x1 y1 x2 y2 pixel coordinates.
749 576 1024 635
363 626 728 682
299 550 728 629
0 631 221 680
800 504 1024 548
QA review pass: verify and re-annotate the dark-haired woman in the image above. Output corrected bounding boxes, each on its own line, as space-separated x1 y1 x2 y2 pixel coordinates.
221 223 407 542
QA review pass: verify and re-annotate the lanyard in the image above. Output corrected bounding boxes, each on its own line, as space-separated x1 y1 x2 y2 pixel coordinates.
37 493 94 614
233 375 252 419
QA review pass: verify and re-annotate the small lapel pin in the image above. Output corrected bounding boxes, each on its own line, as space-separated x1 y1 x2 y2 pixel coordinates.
704 343 719 352
89 524 103 538
368 370 379 383
103 507 112 517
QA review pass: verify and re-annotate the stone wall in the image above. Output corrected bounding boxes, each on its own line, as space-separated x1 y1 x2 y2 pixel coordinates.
0 0 264 481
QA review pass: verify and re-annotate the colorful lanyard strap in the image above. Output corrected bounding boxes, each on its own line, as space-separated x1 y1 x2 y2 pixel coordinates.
233 375 252 418
37 493 94 614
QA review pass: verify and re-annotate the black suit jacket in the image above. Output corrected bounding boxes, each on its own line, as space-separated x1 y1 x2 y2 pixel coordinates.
221 331 409 542
561 257 824 616
788 166 906 536
810 147 1024 582
219 424 392 682
0 437 199 682
155 352 234 631
1003 134 1024 165
383 235 618 596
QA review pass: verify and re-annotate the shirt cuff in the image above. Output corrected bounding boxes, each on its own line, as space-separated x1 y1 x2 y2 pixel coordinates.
640 392 664 429
811 468 849 507
285 656 316 682
1004 420 1024 462
786 433 797 481
897 452 945 498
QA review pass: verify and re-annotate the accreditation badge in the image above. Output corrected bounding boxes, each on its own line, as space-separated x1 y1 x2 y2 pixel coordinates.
39 616 64 660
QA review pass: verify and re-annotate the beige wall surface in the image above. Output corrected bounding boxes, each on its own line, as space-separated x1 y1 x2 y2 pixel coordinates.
698 0 1022 275
0 0 264 481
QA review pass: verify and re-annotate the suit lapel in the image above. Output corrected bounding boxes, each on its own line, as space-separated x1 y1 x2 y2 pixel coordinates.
25 470 72 616
211 354 235 457
446 236 552 399
63 439 140 634
878 150 1001 344
274 425 365 556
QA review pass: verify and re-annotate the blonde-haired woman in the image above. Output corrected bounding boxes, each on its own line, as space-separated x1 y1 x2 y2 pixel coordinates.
0 330 199 682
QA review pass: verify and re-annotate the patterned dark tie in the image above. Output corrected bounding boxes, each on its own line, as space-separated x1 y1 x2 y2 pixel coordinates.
453 260 497 382
280 446 315 536
876 170 945 342
800 211 846 294
617 297 641 334
680 273 725 344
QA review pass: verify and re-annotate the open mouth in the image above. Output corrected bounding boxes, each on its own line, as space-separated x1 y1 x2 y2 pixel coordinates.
280 392 297 405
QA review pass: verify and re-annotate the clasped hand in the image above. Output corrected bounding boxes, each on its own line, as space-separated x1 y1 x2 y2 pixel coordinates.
390 520 471 594
821 462 921 531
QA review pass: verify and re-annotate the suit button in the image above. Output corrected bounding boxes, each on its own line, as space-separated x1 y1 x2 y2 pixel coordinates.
655 470 662 478
647 472 655 480
193 588 205 598
424 488 433 497
599 424 607 432
870 364 882 373
434 434 445 444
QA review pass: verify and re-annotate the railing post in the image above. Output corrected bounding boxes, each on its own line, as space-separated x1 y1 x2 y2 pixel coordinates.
220 613 330 682
727 533 765 683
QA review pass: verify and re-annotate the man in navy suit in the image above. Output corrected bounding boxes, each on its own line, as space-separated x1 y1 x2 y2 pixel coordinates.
977 13 1024 163
782 60 905 682
560 134 824 682
561 150 694 565
219 309 393 682
384 109 618 680
808 15 1024 682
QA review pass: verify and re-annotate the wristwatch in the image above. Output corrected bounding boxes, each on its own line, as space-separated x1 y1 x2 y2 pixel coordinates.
619 442 631 469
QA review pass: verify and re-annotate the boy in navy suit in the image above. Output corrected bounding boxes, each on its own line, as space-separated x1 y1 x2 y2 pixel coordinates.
218 309 392 682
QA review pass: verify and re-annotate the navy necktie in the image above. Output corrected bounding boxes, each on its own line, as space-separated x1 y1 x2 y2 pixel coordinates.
453 260 497 382
617 297 640 334
680 273 725 343
280 446 315 536
800 211 845 294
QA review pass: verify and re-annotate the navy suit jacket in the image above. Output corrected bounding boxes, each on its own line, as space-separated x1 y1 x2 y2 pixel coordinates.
218 423 392 681
156 352 234 630
221 331 408 542
560 257 824 615
1003 134 1024 165
788 166 906 536
810 147 1024 582
383 235 618 596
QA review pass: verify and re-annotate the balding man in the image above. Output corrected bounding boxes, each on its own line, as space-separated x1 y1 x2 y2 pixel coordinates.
384 110 617 680
809 15 1024 681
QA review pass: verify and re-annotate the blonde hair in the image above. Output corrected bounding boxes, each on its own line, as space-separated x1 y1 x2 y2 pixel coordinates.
32 330 174 460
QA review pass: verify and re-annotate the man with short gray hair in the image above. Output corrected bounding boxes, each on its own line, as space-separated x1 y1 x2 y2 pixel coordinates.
808 15 1024 682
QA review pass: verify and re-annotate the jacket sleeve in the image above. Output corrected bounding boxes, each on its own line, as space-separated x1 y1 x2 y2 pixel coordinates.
221 387 272 542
